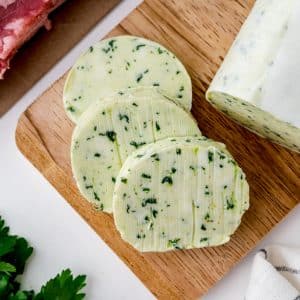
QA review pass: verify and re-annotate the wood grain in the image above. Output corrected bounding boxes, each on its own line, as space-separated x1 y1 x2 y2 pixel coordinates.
15 0 300 299
0 0 120 117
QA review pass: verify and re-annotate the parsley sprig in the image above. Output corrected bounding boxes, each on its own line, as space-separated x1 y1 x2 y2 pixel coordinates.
0 216 87 299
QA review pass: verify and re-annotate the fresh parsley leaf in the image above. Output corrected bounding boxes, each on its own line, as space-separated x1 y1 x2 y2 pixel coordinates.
34 269 87 300
0 262 16 275
0 216 87 299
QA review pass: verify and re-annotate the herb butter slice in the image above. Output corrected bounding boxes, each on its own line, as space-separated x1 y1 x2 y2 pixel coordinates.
64 35 192 123
71 90 201 213
207 0 300 152
113 136 249 252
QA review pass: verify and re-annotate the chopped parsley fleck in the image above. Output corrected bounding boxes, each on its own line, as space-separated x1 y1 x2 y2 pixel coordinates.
105 131 116 142
155 121 160 131
151 153 160 161
119 114 129 123
204 213 212 222
200 237 208 242
226 198 235 210
136 44 146 50
179 86 184 92
108 39 116 48
176 70 181 75
83 176 87 181
157 47 164 54
151 209 158 218
171 167 176 174
153 82 160 87
132 102 138 107
168 238 181 249
85 185 93 189
176 148 182 155
94 153 101 157
94 126 97 131
126 204 130 213
136 233 146 239
201 224 207 231
141 173 151 179
130 141 146 148
89 46 94 52
142 187 150 193
121 178 128 184
142 198 157 207
136 73 143 82
102 47 110 53
144 69 149 74
94 192 100 201
208 151 214 162
67 106 75 112
161 176 173 185
112 177 116 183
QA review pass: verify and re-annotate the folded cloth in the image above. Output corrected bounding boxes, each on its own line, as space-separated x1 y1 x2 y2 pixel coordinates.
246 246 300 300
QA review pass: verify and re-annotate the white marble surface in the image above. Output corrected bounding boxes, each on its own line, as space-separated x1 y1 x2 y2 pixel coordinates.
0 1 299 299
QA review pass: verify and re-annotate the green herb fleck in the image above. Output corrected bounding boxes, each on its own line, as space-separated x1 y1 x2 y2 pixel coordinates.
161 176 173 185
67 106 75 112
130 141 146 149
142 198 157 207
112 177 116 183
226 198 235 210
106 131 116 142
94 192 100 201
155 121 160 131
119 114 129 123
136 73 143 82
151 209 158 218
208 151 214 162
200 237 208 242
136 44 146 50
168 238 181 249
121 178 128 184
141 173 151 179
201 224 207 231
176 148 181 155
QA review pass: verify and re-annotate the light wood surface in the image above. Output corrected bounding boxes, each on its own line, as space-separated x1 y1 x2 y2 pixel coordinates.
15 1 300 299
0 0 120 116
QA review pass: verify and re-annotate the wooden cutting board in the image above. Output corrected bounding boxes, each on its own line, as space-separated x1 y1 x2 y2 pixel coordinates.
15 0 300 299
0 0 120 116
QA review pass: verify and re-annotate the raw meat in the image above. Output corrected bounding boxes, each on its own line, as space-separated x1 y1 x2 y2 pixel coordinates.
0 0 65 78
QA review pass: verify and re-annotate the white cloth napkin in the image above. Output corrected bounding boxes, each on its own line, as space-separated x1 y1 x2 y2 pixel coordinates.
246 246 300 300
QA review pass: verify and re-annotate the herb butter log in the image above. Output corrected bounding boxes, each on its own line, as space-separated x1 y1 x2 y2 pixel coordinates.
64 35 192 123
207 0 300 152
113 136 249 252
71 89 201 213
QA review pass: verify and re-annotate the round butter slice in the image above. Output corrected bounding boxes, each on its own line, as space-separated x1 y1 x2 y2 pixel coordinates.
71 90 201 213
113 136 249 252
64 35 192 123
